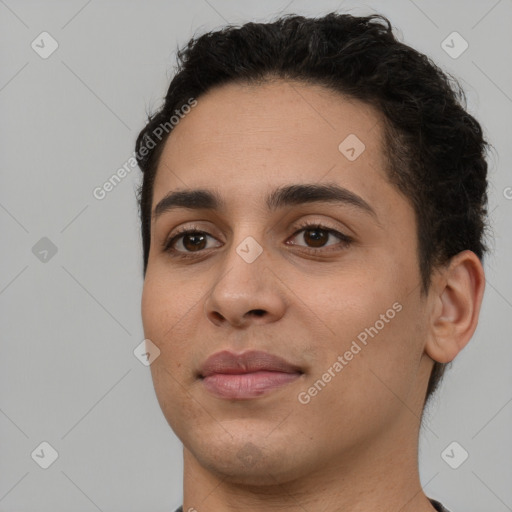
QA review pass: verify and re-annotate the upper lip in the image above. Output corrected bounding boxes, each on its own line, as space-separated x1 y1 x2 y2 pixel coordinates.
199 350 303 378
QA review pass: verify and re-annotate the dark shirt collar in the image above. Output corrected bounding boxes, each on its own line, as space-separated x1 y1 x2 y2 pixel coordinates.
174 497 451 512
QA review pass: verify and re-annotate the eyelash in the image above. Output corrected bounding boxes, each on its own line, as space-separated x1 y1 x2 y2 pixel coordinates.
162 220 353 260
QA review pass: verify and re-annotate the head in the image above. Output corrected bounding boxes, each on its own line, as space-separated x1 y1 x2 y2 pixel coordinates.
136 13 488 485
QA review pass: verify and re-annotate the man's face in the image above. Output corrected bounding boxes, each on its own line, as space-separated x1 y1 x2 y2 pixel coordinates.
141 80 434 484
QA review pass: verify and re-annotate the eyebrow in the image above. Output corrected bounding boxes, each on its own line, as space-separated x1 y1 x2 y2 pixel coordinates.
152 183 377 221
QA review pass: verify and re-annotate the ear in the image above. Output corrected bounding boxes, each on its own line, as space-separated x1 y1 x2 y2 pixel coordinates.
425 250 486 363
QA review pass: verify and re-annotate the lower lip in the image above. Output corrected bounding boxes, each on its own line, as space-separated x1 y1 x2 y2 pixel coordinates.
201 371 301 399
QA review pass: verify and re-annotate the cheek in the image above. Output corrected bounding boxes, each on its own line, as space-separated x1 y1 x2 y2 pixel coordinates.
141 267 210 377
299 268 396 345
141 276 167 342
141 267 196 339
337 296 425 413
141 273 201 427
300 263 422 396
141 271 192 380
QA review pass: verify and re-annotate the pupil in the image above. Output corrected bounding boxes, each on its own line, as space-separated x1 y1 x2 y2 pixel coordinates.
305 229 327 247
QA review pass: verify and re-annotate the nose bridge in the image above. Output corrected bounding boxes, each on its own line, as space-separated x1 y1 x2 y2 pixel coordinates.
222 215 268 278
204 226 286 326
216 230 267 299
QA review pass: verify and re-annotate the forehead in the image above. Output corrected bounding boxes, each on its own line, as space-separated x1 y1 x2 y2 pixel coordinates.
152 80 393 214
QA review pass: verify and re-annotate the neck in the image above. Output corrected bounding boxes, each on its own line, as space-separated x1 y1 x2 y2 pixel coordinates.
182 414 437 512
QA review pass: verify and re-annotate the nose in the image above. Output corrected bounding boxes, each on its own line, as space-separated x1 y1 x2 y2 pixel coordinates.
203 242 287 328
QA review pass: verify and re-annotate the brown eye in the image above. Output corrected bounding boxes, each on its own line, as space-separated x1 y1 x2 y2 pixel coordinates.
164 228 222 256
302 228 329 248
182 232 208 252
287 222 353 253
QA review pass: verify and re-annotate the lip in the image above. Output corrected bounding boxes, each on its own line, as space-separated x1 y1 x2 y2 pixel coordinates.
199 350 303 400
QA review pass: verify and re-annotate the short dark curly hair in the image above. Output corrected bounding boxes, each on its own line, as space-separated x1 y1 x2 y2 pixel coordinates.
135 12 489 403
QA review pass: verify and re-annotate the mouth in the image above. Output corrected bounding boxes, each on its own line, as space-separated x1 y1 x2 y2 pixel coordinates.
199 350 304 400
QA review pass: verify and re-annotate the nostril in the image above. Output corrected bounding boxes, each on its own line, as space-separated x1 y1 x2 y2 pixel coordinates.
211 311 224 322
250 309 266 317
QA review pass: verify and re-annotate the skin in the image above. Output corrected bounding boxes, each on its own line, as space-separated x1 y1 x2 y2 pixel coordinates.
141 80 485 512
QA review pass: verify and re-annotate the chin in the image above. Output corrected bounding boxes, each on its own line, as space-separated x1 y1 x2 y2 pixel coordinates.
186 433 314 487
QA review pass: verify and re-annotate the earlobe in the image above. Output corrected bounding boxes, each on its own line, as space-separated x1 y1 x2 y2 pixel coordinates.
425 250 486 364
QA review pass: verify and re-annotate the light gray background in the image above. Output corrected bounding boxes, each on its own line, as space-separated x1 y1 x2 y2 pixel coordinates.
1 0 511 511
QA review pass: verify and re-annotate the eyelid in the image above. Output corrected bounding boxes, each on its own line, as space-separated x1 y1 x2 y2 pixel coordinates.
286 221 352 250
162 223 219 252
289 218 350 237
